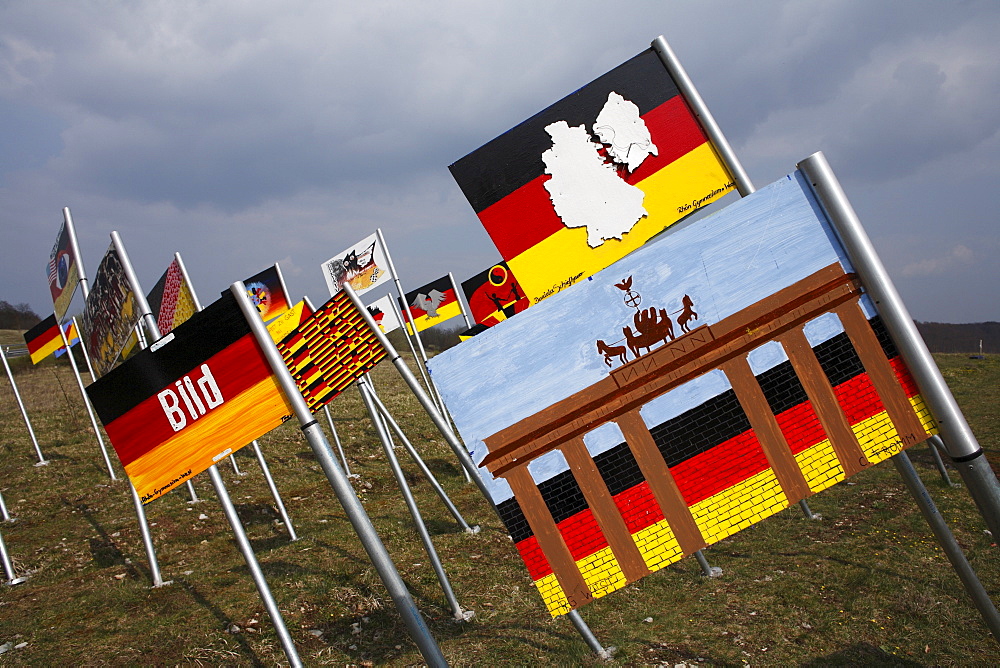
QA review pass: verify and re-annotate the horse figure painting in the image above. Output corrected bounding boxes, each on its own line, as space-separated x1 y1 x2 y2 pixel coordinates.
596 339 628 367
677 294 698 333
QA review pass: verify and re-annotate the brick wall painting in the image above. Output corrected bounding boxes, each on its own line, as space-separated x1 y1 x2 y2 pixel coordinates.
428 170 937 616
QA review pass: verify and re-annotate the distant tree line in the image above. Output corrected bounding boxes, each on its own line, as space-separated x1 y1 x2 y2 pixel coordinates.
0 300 41 330
386 325 462 355
915 321 999 354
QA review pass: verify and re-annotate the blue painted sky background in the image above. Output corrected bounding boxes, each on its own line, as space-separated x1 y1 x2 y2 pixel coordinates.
429 170 860 503
2 1 998 323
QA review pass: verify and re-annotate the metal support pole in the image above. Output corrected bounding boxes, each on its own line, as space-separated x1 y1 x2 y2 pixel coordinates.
798 152 1000 539
72 316 96 381
359 376 477 533
377 229 445 412
322 405 353 477
65 224 166 587
251 441 297 541
0 345 47 465
567 609 613 659
128 481 168 587
891 452 1000 639
206 464 302 665
387 292 443 414
928 435 956 487
449 272 473 330
651 36 754 197
799 499 817 520
59 324 118 479
1 527 27 585
357 380 472 621
0 491 10 522
229 450 244 476
345 284 494 505
693 549 722 577
232 281 448 667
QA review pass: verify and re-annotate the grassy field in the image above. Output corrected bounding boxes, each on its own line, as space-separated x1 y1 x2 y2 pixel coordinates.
1 335 998 666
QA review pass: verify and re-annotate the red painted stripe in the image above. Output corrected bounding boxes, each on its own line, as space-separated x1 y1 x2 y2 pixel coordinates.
104 334 273 466
613 481 664 534
477 96 709 260
775 402 826 455
890 356 921 398
834 372 886 425
511 358 921 579
515 535 553 580
25 322 61 354
557 508 609 562
671 431 770 506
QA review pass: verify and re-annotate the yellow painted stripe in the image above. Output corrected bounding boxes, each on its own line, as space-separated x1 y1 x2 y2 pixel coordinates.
405 299 463 334
509 144 735 303
631 519 684 572
535 573 572 617
29 336 64 364
909 394 939 435
576 546 628 600
690 468 788 544
125 375 293 502
795 439 845 493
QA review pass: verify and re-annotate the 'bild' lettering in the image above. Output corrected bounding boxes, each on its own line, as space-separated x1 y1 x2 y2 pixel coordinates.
157 364 224 431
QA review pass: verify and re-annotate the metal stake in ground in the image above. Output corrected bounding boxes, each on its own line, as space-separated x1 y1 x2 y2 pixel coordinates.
359 375 477 533
178 251 296 536
0 345 47 466
231 281 448 667
343 283 494 505
357 379 473 621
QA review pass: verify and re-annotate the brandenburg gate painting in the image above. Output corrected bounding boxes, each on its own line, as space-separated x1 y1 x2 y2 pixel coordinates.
428 171 937 617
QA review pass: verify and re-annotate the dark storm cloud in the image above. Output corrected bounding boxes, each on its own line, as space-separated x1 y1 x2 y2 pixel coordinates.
1 1 998 323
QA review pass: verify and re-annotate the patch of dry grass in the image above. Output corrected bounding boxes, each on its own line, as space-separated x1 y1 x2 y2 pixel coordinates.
0 350 998 665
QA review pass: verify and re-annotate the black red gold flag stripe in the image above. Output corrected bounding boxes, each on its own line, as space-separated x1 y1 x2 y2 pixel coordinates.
398 275 462 334
23 314 63 364
449 48 735 303
461 261 529 328
86 292 294 503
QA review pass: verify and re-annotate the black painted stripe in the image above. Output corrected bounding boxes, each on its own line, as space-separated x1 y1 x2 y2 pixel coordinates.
85 291 249 424
449 49 680 213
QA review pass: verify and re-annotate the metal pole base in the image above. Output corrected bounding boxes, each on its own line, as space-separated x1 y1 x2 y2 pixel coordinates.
566 609 615 659
4 577 28 586
32 461 50 467
891 452 1000 640
799 499 821 520
927 435 957 487
694 550 723 577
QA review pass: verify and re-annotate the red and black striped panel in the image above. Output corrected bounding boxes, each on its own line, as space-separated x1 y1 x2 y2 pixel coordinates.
495 315 919 576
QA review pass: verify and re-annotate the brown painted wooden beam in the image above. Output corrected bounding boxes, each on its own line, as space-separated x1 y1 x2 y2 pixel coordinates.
779 327 868 477
561 437 651 582
615 409 706 554
835 301 929 448
720 356 811 503
503 466 593 609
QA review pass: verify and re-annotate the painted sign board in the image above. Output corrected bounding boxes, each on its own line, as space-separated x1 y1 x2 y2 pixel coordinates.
449 48 735 305
428 171 937 616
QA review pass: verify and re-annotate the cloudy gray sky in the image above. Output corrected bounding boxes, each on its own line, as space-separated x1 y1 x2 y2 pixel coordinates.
2 0 998 324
